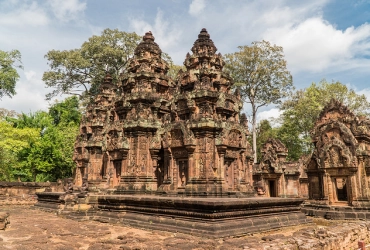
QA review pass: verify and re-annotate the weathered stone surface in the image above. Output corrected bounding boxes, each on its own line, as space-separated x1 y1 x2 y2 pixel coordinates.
0 212 9 230
71 28 254 197
303 99 370 218
36 28 311 237
1 207 370 250
254 138 308 199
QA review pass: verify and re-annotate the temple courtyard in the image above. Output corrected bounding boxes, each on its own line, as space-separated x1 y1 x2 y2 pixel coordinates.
0 205 367 250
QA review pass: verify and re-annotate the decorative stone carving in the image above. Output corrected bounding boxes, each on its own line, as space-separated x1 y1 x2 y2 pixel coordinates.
305 99 370 208
72 29 254 197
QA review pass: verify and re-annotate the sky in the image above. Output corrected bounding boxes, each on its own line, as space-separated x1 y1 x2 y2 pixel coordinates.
1 0 370 122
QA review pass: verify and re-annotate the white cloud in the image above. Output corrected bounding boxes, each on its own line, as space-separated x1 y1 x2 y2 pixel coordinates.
264 17 370 73
129 9 182 52
189 0 205 16
0 1 49 27
1 70 50 113
358 88 370 102
48 0 86 22
257 108 282 124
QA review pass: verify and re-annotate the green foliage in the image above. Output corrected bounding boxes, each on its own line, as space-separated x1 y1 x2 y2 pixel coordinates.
256 120 277 161
161 52 185 79
0 120 39 181
167 63 186 80
279 79 370 159
49 96 81 126
19 124 78 181
0 49 22 99
224 40 293 162
0 97 81 181
275 117 305 161
43 29 141 100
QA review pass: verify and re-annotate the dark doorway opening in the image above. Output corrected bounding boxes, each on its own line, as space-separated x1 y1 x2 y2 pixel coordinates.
269 180 276 197
177 160 188 188
335 178 348 201
156 148 164 187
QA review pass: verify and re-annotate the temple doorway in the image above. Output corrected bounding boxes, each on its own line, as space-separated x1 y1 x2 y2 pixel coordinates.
113 160 122 186
268 180 277 197
225 161 234 190
334 178 348 202
177 160 188 188
156 149 164 187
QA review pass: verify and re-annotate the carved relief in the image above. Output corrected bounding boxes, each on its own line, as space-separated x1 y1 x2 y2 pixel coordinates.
172 149 188 158
307 99 370 204
72 29 255 196
171 130 184 147
228 130 241 147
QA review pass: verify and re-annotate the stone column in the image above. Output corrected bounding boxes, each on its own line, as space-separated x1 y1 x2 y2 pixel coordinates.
327 174 334 204
321 172 329 202
358 156 369 199
186 145 196 179
216 145 227 181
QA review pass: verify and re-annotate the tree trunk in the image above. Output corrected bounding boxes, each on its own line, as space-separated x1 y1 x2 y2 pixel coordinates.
252 106 257 163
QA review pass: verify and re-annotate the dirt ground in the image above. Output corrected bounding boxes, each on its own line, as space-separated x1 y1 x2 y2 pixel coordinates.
0 206 359 250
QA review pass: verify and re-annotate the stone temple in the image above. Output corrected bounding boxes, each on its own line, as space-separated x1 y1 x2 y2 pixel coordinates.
36 29 310 237
302 99 370 219
73 29 254 197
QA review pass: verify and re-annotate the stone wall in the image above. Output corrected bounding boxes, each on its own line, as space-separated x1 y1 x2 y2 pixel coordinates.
0 182 63 205
291 221 370 250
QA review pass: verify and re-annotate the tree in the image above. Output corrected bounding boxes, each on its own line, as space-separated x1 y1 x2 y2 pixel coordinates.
0 49 22 99
275 117 305 161
224 40 293 162
43 29 142 100
2 98 81 181
49 96 81 126
256 119 277 162
0 119 39 181
279 79 370 158
17 99 81 181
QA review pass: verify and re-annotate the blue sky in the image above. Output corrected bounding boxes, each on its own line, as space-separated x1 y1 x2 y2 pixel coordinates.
1 0 370 121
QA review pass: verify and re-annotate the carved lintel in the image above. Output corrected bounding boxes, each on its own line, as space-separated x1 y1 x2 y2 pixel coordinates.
149 149 160 160
216 145 227 155
185 145 196 154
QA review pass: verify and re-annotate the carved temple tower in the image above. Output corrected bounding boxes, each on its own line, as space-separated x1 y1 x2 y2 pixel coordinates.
72 29 254 197
305 99 370 206
114 31 174 193
73 74 117 189
39 29 311 237
159 28 254 196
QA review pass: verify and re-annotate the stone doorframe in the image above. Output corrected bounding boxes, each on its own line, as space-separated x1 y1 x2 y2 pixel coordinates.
328 175 351 205
176 159 188 188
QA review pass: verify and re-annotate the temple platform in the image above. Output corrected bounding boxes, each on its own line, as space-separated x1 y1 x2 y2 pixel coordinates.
302 202 370 220
36 193 311 238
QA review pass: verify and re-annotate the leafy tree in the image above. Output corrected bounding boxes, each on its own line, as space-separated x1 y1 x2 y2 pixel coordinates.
275 117 305 161
0 49 22 99
19 124 78 181
3 97 81 181
49 96 81 126
43 29 142 100
6 111 51 130
19 98 80 181
279 79 370 158
224 40 293 162
0 108 17 118
0 120 39 181
167 63 186 80
160 53 185 79
256 119 277 162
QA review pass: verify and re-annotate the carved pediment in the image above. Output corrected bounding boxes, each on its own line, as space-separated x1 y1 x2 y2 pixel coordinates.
318 136 356 169
260 138 288 173
310 100 362 170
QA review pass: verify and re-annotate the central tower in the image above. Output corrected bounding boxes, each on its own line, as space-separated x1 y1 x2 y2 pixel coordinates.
159 28 254 196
